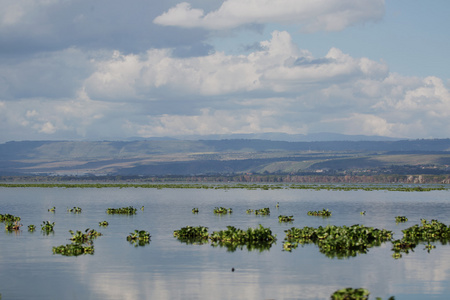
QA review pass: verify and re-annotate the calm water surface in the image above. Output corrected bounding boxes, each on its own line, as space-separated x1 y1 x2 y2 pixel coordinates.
1 186 450 300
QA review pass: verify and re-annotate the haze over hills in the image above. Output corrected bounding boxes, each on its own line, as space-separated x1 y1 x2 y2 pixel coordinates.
1 135 449 177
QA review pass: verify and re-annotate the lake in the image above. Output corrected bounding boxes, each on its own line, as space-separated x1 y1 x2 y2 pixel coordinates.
1 185 450 299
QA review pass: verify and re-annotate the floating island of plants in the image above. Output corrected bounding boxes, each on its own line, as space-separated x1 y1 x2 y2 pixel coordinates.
41 221 55 233
106 206 137 215
67 207 82 213
52 243 94 256
278 215 294 223
213 207 232 214
395 216 408 223
0 213 21 223
330 287 395 300
283 224 393 258
173 224 276 252
307 208 332 217
127 230 151 247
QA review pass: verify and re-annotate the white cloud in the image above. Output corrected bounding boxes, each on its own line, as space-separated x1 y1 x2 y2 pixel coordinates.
154 0 385 31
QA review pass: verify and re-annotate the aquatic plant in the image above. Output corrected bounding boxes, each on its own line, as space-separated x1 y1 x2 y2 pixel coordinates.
330 287 370 300
48 207 55 212
0 213 21 223
395 216 408 223
127 230 151 246
99 221 109 227
209 225 276 252
67 207 82 213
360 211 366 215
192 208 199 213
307 208 331 217
106 206 137 215
213 207 232 214
284 224 393 258
69 228 102 244
52 243 94 256
276 202 279 208
173 226 209 240
5 220 22 231
41 221 55 232
278 215 294 222
141 206 144 211
28 224 36 232
246 209 254 214
254 207 270 215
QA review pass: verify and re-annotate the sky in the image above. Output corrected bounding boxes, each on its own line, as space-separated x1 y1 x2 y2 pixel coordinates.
0 0 449 142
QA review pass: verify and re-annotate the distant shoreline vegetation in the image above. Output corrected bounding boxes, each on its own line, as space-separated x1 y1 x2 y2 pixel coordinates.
0 182 447 192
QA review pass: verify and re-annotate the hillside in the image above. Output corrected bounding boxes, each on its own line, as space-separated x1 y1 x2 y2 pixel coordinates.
1 139 450 176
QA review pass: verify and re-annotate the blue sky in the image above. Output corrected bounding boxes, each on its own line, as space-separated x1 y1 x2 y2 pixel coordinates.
0 0 449 142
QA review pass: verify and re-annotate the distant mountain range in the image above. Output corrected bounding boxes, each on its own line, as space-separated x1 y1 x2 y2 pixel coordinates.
1 137 449 177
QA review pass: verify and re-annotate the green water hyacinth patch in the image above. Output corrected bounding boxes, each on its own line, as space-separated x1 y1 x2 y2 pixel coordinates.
209 225 276 252
127 230 151 246
283 224 393 258
246 209 254 214
5 221 22 231
307 208 331 217
0 213 21 223
330 287 370 300
67 207 82 213
213 207 232 214
278 215 294 222
192 208 199 213
99 221 109 227
52 243 94 256
69 228 102 244
28 224 36 232
395 216 408 223
106 206 137 215
48 207 55 212
41 221 55 233
254 207 270 215
173 226 209 240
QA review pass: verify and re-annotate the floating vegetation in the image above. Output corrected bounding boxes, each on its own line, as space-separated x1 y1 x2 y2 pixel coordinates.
395 216 408 223
209 225 276 252
307 208 332 217
5 221 22 231
276 202 279 208
28 224 36 232
173 226 209 241
67 207 82 213
246 209 254 214
127 230 151 246
213 207 232 214
52 243 94 256
41 221 55 233
141 206 144 211
192 208 199 213
48 207 55 212
330 287 370 300
278 215 294 223
98 221 109 227
69 228 102 244
106 206 137 215
391 219 450 258
283 224 393 258
360 211 366 215
0 213 21 223
254 207 270 215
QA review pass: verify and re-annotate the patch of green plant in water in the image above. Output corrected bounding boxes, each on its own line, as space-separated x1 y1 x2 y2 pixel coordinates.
246 209 254 214
67 207 82 213
5 221 22 231
173 226 209 243
331 288 370 300
209 225 276 252
99 221 109 227
278 215 294 222
106 206 137 215
127 230 151 246
307 208 331 217
254 207 270 215
69 228 102 244
192 208 199 213
213 207 232 214
391 219 450 258
395 216 408 223
283 224 393 258
41 221 55 233
52 243 94 256
0 213 21 223
48 206 55 212
28 224 36 232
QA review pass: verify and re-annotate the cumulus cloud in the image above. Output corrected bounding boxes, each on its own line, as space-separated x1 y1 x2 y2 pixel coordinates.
154 0 385 31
